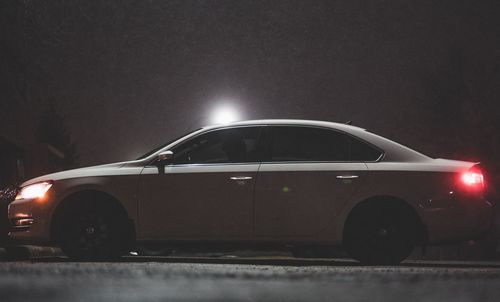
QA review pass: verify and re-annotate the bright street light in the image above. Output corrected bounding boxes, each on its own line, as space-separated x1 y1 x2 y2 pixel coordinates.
211 105 240 124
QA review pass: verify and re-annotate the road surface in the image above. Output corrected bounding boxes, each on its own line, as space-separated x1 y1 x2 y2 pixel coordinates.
1 257 499 302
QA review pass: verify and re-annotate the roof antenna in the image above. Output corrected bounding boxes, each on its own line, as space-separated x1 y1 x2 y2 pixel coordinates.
345 120 352 125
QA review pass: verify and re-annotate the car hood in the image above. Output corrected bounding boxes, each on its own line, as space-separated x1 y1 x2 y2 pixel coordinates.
20 161 132 187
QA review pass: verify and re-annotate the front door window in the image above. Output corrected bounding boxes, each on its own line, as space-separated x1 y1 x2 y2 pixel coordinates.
172 127 262 164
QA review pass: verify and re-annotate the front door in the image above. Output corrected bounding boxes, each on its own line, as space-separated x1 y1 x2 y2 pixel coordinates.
138 126 263 240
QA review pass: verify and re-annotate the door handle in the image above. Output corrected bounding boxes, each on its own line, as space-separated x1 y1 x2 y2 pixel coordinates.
336 175 359 179
230 176 253 180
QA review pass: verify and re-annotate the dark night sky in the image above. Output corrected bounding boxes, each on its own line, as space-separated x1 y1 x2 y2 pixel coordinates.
1 0 500 167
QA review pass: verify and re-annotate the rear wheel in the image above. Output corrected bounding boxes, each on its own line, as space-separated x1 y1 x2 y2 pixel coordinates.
343 201 419 265
55 200 132 260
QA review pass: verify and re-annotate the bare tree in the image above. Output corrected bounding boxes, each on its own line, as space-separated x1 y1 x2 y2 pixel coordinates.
35 102 79 168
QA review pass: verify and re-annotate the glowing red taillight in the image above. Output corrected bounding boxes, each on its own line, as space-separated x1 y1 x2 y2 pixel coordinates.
459 166 485 192
461 171 484 186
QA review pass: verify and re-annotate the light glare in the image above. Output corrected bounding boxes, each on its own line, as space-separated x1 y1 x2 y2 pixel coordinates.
461 172 484 186
15 182 53 200
211 106 240 124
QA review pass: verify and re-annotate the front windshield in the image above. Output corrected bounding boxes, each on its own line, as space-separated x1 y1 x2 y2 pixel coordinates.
136 128 202 160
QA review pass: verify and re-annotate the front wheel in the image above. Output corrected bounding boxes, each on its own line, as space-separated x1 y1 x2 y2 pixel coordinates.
343 202 418 265
56 201 132 260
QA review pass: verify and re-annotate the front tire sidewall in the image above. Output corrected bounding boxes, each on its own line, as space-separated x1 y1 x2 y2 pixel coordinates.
58 202 130 260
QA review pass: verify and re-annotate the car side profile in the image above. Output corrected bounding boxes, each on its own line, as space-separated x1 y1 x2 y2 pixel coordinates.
8 120 494 264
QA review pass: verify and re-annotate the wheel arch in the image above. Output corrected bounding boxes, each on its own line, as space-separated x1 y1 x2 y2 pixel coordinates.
50 189 135 243
340 195 428 245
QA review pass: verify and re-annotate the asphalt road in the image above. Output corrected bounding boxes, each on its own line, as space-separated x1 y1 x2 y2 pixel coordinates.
1 257 500 302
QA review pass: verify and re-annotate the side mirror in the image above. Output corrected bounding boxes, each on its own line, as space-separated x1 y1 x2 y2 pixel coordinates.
155 150 173 174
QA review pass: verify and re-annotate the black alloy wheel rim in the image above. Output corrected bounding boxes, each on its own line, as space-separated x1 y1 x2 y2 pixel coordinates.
75 212 111 251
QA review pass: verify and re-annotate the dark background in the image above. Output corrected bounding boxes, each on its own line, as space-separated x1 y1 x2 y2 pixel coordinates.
1 0 499 178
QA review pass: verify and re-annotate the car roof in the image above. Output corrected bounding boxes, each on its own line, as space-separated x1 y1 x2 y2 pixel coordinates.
202 119 366 132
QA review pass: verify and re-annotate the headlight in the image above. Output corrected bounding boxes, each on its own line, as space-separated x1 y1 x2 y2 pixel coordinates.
15 181 53 201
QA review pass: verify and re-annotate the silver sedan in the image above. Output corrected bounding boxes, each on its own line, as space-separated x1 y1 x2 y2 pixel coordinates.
9 119 494 264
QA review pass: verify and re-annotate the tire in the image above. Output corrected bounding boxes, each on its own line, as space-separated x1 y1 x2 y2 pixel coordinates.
343 201 418 265
56 200 132 260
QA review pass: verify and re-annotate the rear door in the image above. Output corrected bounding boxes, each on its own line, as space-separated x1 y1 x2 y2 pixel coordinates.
254 126 377 238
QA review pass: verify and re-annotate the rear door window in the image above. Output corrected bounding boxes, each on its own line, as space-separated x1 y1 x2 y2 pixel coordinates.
267 126 382 162
269 126 350 162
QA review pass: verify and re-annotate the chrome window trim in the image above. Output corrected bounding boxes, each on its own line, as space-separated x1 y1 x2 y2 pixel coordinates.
144 162 262 168
145 123 385 167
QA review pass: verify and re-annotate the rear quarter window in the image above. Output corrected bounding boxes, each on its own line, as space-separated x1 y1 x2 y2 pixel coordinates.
349 137 382 161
